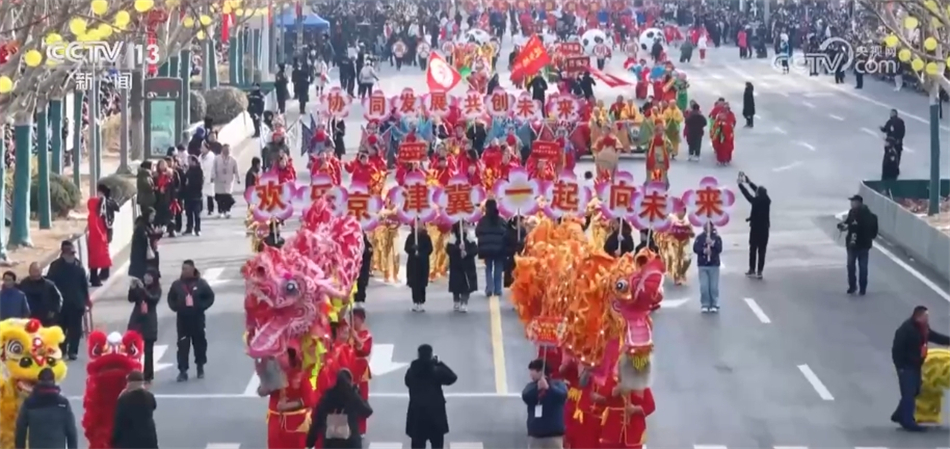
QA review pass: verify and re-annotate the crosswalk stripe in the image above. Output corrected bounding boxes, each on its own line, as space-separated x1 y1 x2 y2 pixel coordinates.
206 444 241 449
450 443 485 449
367 443 404 449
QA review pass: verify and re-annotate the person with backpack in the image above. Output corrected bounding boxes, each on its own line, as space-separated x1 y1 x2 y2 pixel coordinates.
307 369 372 449
837 195 879 296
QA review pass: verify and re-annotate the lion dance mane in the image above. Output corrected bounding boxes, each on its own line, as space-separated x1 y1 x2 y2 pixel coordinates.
0 319 67 448
510 219 665 389
243 198 364 374
917 348 950 423
83 330 144 449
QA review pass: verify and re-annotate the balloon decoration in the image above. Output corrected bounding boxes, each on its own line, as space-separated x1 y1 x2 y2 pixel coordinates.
0 77 12 94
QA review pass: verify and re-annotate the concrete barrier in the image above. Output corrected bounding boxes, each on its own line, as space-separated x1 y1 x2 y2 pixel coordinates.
859 181 950 280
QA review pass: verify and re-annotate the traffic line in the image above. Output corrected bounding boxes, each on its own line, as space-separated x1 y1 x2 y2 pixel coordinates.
860 127 878 137
67 392 524 401
853 447 888 449
773 446 809 449
206 444 241 449
801 101 816 109
902 145 917 154
368 444 403 449
488 295 509 395
795 141 816 151
773 126 787 134
828 114 845 121
742 298 771 323
797 364 835 401
693 445 728 449
772 161 803 172
242 374 260 397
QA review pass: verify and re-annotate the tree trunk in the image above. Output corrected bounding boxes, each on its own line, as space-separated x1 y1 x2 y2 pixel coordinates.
49 99 64 175
928 82 942 216
35 106 51 230
131 69 145 161
9 113 34 248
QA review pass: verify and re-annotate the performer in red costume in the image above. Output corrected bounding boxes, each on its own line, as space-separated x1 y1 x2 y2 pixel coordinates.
596 374 656 449
609 96 627 120
83 330 144 449
560 356 601 449
428 154 455 187
276 153 297 183
346 151 377 187
87 184 114 285
350 308 373 436
310 150 342 185
635 61 649 100
499 147 521 180
457 149 483 186
263 349 316 449
711 104 737 165
396 161 427 185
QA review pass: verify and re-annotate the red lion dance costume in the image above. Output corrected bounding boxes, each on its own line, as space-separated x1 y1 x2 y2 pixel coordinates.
243 198 364 449
510 219 664 449
82 330 144 449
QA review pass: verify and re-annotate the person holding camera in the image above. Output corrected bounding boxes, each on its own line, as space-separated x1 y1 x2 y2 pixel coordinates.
837 195 878 295
404 344 458 449
737 172 770 279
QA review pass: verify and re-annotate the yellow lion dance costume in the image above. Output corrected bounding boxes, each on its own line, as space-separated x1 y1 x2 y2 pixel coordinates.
510 219 665 388
917 348 950 423
0 319 67 448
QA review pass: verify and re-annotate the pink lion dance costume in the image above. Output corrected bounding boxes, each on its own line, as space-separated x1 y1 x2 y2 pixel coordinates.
82 330 144 449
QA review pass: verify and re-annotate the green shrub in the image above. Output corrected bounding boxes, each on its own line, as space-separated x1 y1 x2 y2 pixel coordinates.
189 90 207 124
97 174 135 206
31 174 81 217
202 86 248 125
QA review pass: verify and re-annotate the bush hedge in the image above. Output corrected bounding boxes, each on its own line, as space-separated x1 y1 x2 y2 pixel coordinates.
189 90 207 124
97 174 136 206
31 174 81 217
202 86 248 125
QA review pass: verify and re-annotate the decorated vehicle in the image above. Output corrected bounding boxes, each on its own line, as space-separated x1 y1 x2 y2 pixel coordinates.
0 319 67 448
83 331 144 449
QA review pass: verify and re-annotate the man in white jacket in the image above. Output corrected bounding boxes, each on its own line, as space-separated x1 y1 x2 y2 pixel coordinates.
211 144 240 218
199 145 216 216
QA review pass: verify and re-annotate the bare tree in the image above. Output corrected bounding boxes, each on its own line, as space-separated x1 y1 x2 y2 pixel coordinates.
861 0 950 93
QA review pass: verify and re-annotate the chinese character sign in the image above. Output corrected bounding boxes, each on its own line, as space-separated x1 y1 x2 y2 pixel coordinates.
319 87 352 119
305 173 346 213
492 167 542 217
546 93 579 122
338 183 383 231
423 92 455 118
631 182 673 231
461 89 486 121
513 92 542 122
393 88 420 118
595 170 638 221
435 174 487 223
486 88 514 118
363 90 390 121
681 176 736 227
542 171 591 219
387 171 441 224
245 169 298 222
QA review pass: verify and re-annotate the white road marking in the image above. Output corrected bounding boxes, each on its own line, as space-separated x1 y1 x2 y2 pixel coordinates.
368 444 404 449
694 446 728 449
450 443 485 449
795 141 816 151
708 73 725 80
742 298 772 323
203 267 228 287
242 374 260 397
828 114 845 121
797 364 835 401
152 344 175 372
754 113 763 120
854 447 889 449
860 127 879 137
773 126 787 134
802 101 816 108
206 444 241 449
772 161 803 172
903 145 917 154
774 446 809 449
660 298 690 308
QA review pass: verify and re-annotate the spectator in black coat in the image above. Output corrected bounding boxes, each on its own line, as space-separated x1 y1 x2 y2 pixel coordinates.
737 173 770 278
634 229 660 254
684 103 707 161
891 305 950 431
446 222 478 313
354 233 373 307
0 271 30 320
880 109 906 160
503 216 528 288
882 137 901 183
128 269 161 382
112 371 158 449
182 155 204 236
47 240 90 360
742 82 755 127
405 225 433 312
128 211 163 281
604 219 635 257
308 369 373 449
18 262 62 327
579 71 596 100
837 195 878 295
476 200 509 298
405 344 457 449
167 260 215 382
15 368 78 449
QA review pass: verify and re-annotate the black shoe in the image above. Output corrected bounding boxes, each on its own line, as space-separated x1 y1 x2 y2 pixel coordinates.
847 288 857 295
745 271 756 277
890 413 900 423
90 281 103 287
67 354 77 361
859 290 866 296
184 230 194 236
197 365 204 379
901 424 928 432
177 371 188 382
195 231 201 237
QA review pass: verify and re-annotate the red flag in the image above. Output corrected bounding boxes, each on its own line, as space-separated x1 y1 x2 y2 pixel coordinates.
509 34 551 82
426 52 462 92
590 69 634 88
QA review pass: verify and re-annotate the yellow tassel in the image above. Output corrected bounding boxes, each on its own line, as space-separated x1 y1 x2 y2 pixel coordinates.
631 353 650 371
573 409 584 424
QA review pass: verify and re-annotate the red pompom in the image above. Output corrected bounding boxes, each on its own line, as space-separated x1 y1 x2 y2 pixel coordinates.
367 135 378 145
25 318 40 333
506 135 517 146
314 130 327 141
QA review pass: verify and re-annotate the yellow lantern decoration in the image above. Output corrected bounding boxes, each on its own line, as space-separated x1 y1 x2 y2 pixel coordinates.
904 16 919 30
114 10 131 27
196 30 206 40
911 58 925 72
23 50 43 68
898 48 912 62
255 8 268 16
45 33 64 45
133 0 154 13
183 17 195 28
226 0 241 8
925 62 940 75
69 18 88 36
0 76 13 94
946 57 950 67
235 8 245 16
91 0 109 15
884 34 899 48
167 0 181 6
924 37 938 51
97 24 114 38
925 0 939 13
199 15 212 26
223 5 232 14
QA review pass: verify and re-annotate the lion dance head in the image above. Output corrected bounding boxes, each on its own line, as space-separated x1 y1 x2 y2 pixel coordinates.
83 330 144 449
0 318 67 396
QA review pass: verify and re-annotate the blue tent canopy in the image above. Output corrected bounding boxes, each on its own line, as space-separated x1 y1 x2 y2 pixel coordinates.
276 9 329 30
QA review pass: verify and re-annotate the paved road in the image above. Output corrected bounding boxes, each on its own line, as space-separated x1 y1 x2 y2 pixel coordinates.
58 42 950 449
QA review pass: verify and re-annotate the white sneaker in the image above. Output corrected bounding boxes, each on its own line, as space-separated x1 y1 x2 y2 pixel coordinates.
460 305 468 313
224 212 231 218
418 304 425 312
453 303 460 311
217 213 224 218
709 306 720 313
411 304 419 312
700 306 710 313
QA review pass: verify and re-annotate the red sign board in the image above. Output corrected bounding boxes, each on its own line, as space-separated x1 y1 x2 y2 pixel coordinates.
557 42 584 55
532 140 560 160
563 56 590 73
398 142 427 163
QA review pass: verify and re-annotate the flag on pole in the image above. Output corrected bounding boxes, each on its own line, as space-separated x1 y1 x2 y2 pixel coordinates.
509 34 551 82
426 52 463 92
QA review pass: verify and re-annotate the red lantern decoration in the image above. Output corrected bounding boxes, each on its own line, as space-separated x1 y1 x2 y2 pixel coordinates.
0 43 19 65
